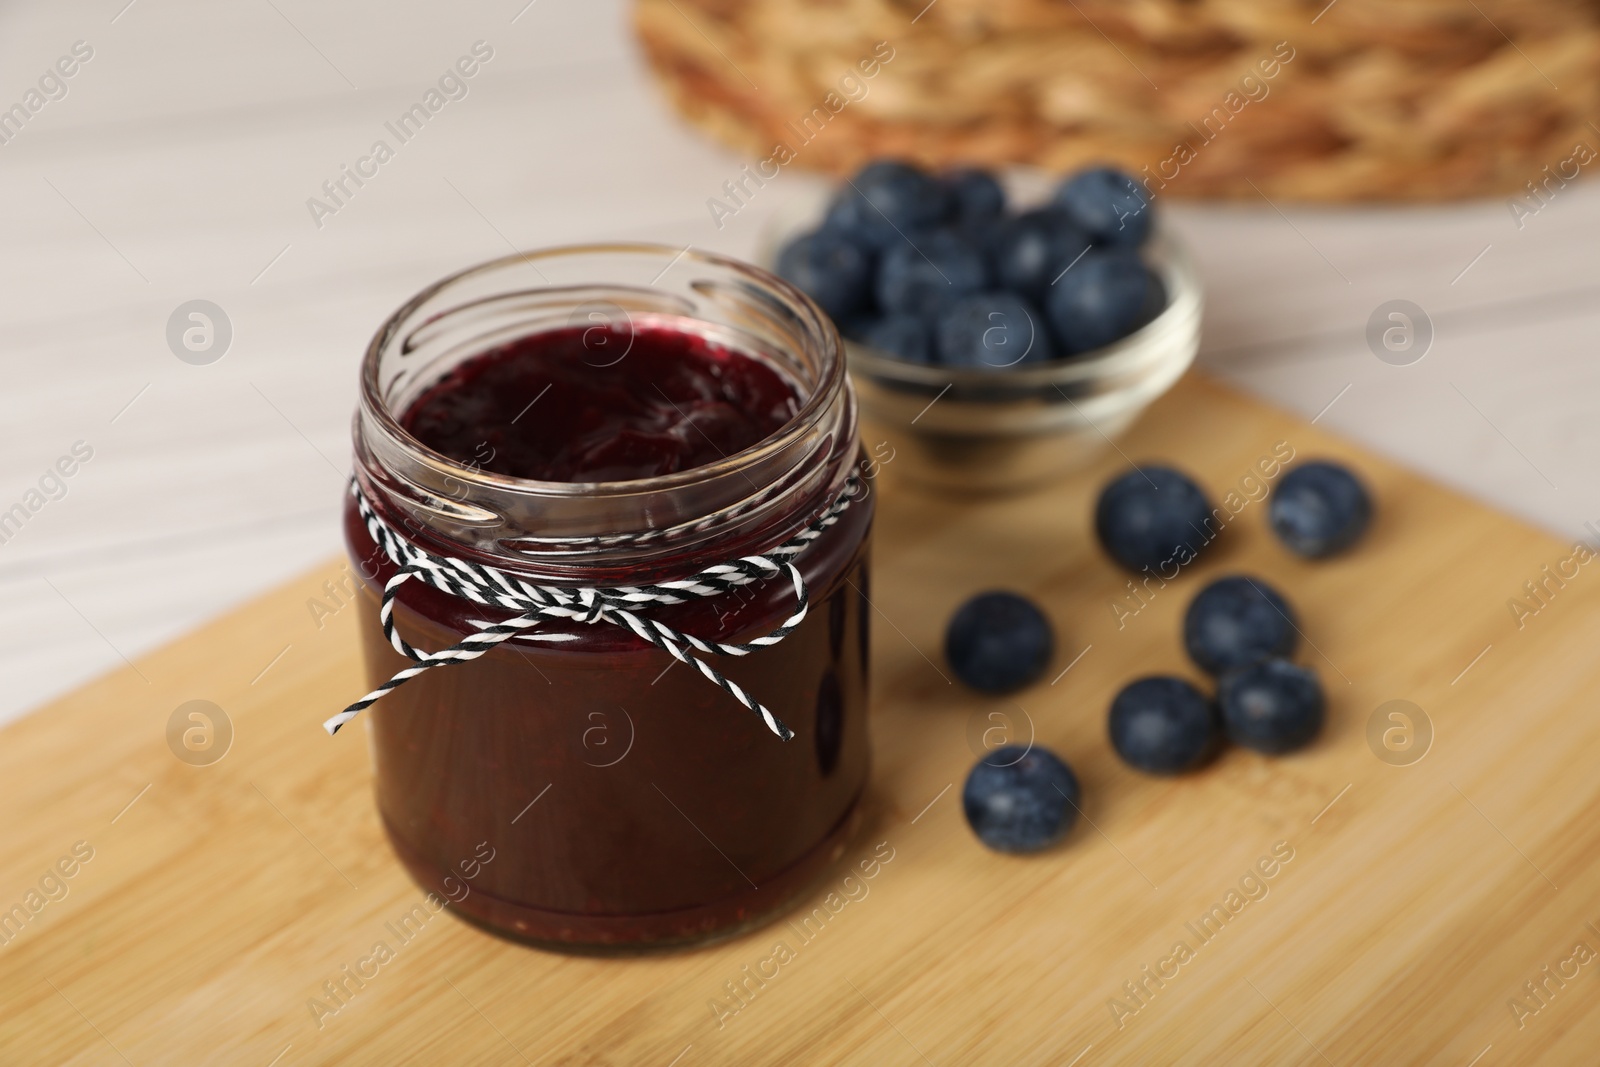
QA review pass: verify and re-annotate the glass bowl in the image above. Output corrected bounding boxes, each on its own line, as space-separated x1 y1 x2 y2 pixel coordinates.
758 175 1202 492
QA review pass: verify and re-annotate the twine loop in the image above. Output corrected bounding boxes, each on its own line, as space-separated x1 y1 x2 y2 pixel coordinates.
324 473 859 741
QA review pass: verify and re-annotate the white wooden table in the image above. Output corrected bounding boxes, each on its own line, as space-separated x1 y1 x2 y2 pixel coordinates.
2 0 1595 726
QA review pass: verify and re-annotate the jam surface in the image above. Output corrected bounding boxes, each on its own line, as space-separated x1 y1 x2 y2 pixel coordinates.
402 325 800 482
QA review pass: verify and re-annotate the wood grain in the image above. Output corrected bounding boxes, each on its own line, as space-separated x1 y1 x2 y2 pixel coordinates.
2 374 1597 1065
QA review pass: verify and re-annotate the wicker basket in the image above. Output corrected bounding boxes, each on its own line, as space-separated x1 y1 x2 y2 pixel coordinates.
634 0 1600 201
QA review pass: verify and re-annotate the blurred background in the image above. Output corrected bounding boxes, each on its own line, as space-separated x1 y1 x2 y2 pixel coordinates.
3 0 1597 725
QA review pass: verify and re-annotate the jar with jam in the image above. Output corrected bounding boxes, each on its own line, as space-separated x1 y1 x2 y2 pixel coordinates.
342 245 873 950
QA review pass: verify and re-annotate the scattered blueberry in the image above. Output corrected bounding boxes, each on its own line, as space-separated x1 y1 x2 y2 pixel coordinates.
1184 575 1299 676
934 293 1053 367
1045 249 1152 354
825 160 946 249
775 230 874 322
1108 676 1219 775
875 230 988 317
945 591 1054 693
962 745 1080 853
1270 461 1373 558
985 208 1092 301
857 314 935 363
1053 166 1152 247
941 168 1006 228
1218 659 1324 754
1094 466 1215 572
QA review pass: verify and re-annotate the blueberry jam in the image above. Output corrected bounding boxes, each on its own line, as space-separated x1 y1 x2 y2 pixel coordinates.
403 325 800 483
349 318 872 950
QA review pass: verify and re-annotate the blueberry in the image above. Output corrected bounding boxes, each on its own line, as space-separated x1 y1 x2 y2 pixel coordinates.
1053 166 1152 247
1219 659 1324 754
858 314 935 364
1183 575 1299 676
775 229 874 322
1136 269 1168 326
876 230 988 317
941 168 1005 227
985 208 1092 301
1045 248 1151 354
1108 676 1219 775
962 745 1080 853
1094 465 1215 573
836 314 875 343
822 194 865 236
934 293 1053 367
1270 461 1373 558
825 160 946 249
945 591 1054 693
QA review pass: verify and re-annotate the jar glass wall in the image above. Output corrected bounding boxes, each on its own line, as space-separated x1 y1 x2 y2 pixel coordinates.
345 246 873 950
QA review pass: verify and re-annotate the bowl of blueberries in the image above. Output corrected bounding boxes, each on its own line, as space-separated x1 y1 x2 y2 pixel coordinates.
767 159 1201 492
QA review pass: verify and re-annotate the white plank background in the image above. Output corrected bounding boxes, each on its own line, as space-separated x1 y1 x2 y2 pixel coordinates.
1 0 1595 725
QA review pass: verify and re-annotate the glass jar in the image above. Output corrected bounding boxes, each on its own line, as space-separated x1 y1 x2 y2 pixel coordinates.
343 245 873 950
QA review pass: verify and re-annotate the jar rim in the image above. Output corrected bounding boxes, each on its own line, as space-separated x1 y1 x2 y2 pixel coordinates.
358 242 846 500
353 243 858 576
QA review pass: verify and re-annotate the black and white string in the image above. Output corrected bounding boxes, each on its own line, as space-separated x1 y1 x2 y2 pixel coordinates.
323 474 859 741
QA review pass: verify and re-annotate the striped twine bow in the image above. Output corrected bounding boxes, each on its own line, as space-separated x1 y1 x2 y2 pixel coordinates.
323 473 860 741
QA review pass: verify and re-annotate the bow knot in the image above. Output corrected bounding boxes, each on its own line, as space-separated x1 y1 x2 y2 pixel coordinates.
573 591 609 625
323 473 859 743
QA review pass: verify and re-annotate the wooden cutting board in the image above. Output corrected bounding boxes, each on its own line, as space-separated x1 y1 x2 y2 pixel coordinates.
3 374 1596 1066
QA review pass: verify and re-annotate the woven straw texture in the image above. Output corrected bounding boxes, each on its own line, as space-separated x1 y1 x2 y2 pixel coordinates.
634 0 1600 200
